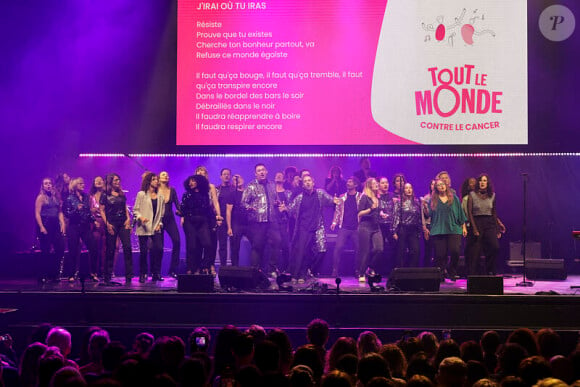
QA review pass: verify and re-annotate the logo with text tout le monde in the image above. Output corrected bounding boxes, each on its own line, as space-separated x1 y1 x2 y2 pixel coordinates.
371 0 527 145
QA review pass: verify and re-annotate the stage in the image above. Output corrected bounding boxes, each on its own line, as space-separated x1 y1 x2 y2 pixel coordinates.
1 274 578 328
1 272 579 356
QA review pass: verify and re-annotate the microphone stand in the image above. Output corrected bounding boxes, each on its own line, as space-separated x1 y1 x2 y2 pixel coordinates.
517 173 533 287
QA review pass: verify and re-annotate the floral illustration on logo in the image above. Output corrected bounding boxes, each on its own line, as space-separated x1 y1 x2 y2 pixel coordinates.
421 8 496 46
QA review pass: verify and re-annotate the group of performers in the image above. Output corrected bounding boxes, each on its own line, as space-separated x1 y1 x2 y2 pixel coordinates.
34 159 506 286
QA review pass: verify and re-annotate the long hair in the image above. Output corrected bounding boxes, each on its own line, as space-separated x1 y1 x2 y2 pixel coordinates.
39 177 55 196
140 172 158 193
392 173 406 189
184 174 209 195
89 176 104 195
195 165 209 177
460 177 475 198
39 177 59 205
427 179 436 196
105 173 124 196
477 173 494 196
54 173 69 192
402 182 415 201
431 179 453 210
402 183 421 213
363 178 378 202
328 165 342 179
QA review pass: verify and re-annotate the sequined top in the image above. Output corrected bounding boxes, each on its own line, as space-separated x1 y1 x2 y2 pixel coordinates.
469 192 496 216
100 192 129 225
89 194 103 219
378 192 396 225
180 190 212 220
241 179 279 223
393 198 423 234
64 192 95 225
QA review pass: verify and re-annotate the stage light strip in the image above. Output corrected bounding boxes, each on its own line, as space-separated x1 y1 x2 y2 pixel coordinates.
79 152 580 158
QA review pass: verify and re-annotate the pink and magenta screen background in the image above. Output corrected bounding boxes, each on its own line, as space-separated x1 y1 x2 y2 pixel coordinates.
177 0 416 145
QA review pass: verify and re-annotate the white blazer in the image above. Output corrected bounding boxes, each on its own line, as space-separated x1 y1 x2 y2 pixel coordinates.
133 191 165 236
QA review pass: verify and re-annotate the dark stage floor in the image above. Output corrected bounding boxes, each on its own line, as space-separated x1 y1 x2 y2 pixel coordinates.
0 273 579 334
0 273 579 295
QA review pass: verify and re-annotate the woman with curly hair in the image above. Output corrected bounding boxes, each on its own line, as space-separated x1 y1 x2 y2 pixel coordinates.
194 166 223 275
180 175 213 274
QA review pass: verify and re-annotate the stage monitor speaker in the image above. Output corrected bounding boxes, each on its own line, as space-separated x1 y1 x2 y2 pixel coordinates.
468 275 503 295
526 259 567 280
177 274 214 293
509 241 542 259
387 267 441 291
218 266 269 290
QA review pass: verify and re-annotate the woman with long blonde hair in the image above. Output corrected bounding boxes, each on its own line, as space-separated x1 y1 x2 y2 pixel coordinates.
63 177 99 282
357 178 383 282
34 177 65 282
428 178 467 281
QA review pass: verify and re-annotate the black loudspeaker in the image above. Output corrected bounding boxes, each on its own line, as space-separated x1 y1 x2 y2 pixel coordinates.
218 266 270 290
177 274 214 292
387 267 441 291
468 275 504 295
509 241 542 259
526 259 567 280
